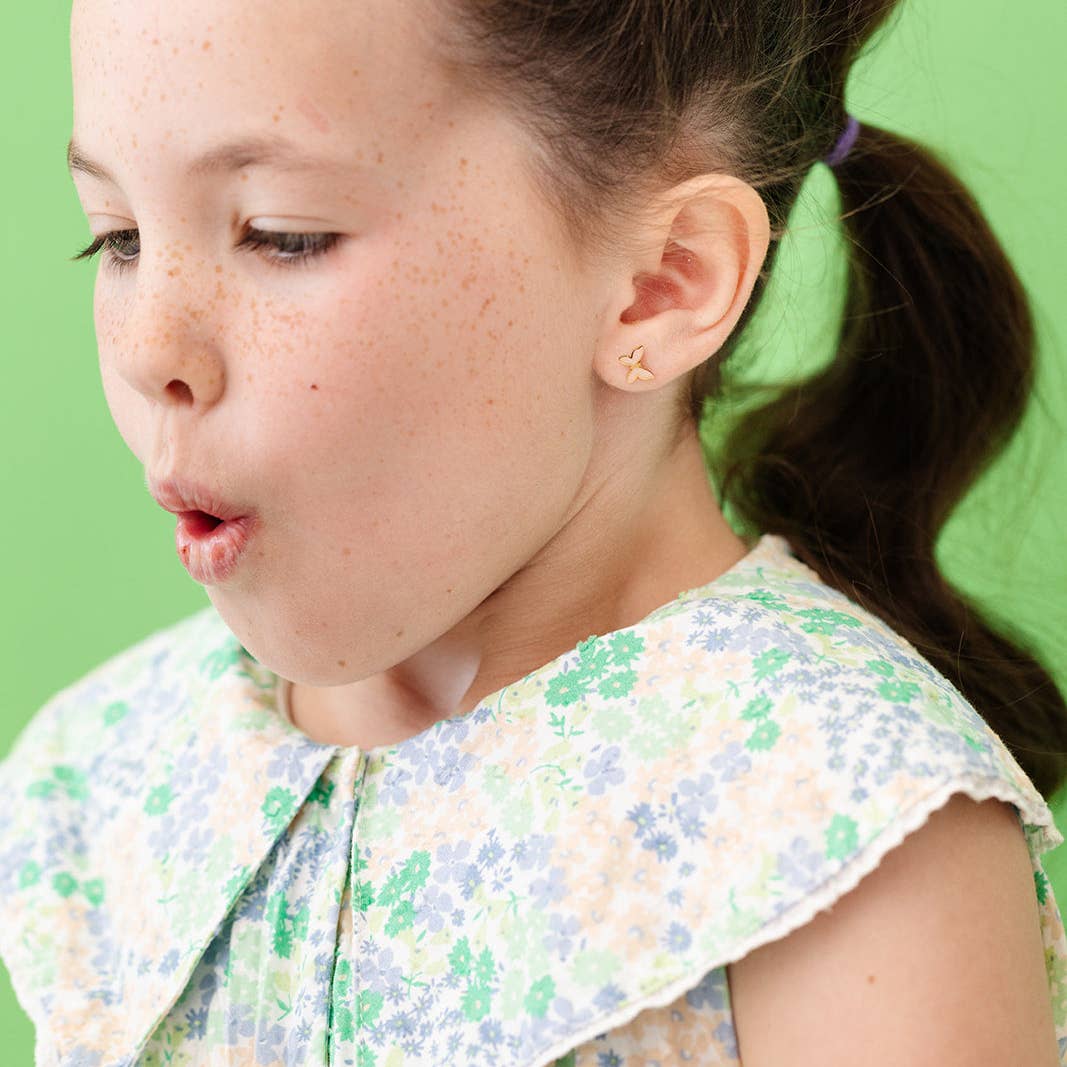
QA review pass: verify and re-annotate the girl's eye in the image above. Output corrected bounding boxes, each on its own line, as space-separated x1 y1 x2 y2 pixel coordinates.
69 226 342 273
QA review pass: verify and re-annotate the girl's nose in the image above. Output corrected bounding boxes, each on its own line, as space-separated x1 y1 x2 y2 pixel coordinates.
105 258 227 414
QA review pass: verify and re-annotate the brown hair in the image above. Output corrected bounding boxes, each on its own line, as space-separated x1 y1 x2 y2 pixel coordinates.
430 0 1067 799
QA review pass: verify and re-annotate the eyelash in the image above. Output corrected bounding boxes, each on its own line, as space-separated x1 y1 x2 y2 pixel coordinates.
70 226 342 273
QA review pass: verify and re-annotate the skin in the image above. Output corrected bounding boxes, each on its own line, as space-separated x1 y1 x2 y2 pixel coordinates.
69 0 771 748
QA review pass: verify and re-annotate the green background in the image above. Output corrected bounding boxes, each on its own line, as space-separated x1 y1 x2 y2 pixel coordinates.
2 0 1065 1055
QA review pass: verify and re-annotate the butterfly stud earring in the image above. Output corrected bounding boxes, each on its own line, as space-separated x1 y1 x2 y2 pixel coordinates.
618 345 654 384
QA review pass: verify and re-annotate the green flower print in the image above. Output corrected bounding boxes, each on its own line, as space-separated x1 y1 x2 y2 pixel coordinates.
261 786 299 834
373 850 431 936
356 988 384 1030
864 659 920 703
598 669 637 700
740 694 774 722
200 644 243 681
266 889 309 959
525 974 556 1017
745 718 781 752
81 878 105 907
52 872 78 898
825 813 859 860
744 589 788 611
329 956 355 1041
607 630 645 666
796 608 863 637
102 700 129 726
52 765 90 801
462 981 492 1021
144 784 174 816
865 658 895 678
352 880 375 913
545 667 593 708
449 937 473 977
575 636 612 676
877 678 921 704
307 776 335 807
18 861 40 889
752 646 791 681
1036 869 1051 907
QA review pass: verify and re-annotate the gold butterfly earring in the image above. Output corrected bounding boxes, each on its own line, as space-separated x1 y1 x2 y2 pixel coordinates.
618 345 654 384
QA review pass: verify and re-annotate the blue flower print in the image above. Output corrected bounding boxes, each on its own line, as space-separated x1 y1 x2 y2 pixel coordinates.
362 946 405 996
157 947 180 975
776 836 827 892
267 742 314 787
479 1018 505 1047
584 746 625 796
434 840 473 884
416 883 455 934
429 745 477 792
530 865 568 909
457 862 483 901
592 984 628 1014
513 833 554 871
543 912 582 960
675 773 718 820
684 967 727 1012
378 765 413 808
476 830 506 869
625 802 657 839
708 740 751 783
641 832 678 863
663 922 692 954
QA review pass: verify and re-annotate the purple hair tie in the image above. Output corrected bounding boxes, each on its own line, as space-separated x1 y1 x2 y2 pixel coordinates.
824 114 861 168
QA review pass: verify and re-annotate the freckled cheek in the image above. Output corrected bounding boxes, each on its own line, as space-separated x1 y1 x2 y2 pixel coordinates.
91 288 141 446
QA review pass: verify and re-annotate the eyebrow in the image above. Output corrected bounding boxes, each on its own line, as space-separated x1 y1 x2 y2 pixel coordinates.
66 134 350 182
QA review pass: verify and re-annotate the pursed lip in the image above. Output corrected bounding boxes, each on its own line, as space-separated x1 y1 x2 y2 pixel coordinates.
147 474 255 522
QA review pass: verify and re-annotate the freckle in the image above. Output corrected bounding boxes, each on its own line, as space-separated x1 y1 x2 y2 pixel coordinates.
867 975 876 984
395 630 403 638
151 36 160 44
172 46 179 55
342 547 352 556
202 39 212 50
446 587 453 594
167 267 181 277
216 264 223 273
337 659 347 667
376 150 384 164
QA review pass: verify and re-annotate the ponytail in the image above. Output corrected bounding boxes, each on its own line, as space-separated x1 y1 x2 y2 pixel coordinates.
712 123 1067 799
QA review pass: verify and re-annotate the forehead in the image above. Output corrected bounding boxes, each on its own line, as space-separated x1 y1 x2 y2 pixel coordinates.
69 0 459 180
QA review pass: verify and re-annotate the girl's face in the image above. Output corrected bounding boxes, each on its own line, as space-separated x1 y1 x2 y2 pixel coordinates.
69 0 746 716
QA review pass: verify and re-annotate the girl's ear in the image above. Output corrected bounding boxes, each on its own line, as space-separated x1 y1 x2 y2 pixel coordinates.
594 173 770 392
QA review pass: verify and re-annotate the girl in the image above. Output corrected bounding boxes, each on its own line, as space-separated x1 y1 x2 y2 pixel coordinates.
1 0 1065 1064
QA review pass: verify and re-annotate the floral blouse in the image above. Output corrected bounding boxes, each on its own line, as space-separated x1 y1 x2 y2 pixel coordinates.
1 532 1065 1066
